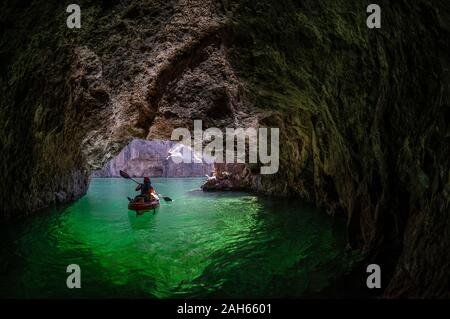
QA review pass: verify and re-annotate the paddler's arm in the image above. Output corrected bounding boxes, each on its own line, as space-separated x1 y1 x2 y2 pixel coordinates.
135 184 142 191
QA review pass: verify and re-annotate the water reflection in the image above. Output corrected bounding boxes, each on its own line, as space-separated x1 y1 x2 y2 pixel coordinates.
0 178 349 298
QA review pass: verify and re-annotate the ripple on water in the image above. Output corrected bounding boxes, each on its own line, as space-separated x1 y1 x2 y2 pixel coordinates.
0 177 350 298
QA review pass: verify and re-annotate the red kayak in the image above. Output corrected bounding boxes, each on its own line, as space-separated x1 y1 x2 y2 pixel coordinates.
128 198 160 211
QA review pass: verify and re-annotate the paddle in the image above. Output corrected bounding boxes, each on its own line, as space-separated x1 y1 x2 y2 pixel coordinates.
158 194 173 202
119 170 141 185
119 170 173 202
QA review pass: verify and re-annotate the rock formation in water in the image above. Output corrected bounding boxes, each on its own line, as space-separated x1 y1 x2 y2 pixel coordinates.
201 163 255 191
1 0 449 297
91 139 213 177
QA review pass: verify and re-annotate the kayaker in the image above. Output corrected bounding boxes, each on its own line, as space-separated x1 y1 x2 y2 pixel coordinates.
136 177 159 201
136 177 152 200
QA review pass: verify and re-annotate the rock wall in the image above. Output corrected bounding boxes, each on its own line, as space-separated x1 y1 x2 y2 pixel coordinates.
201 163 255 191
227 0 450 298
91 139 213 177
1 0 449 297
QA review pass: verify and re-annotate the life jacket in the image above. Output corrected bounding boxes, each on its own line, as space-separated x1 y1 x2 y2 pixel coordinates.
140 182 151 195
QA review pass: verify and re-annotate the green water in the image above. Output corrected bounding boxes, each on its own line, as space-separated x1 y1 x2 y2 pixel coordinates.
0 177 349 298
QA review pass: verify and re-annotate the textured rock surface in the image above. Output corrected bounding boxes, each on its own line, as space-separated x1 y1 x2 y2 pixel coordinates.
201 163 255 191
227 0 450 298
1 0 449 297
91 139 213 177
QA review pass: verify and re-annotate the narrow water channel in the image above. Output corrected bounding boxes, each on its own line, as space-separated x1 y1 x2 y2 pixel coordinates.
0 177 349 298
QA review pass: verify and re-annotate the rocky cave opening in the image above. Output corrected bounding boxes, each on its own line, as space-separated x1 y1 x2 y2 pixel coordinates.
87 135 260 194
90 139 214 179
